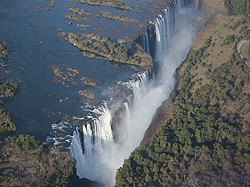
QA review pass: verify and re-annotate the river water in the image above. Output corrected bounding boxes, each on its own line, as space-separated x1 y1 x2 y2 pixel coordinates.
1 0 201 185
69 0 200 186
0 0 167 141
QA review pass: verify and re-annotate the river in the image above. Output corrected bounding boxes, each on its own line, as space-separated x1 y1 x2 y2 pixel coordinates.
0 0 163 142
0 0 200 186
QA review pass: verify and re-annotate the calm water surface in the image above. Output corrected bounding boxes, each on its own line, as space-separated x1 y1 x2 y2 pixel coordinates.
0 0 166 142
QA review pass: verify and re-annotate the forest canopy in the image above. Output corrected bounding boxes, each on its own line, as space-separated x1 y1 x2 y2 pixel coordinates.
224 0 250 16
115 15 250 185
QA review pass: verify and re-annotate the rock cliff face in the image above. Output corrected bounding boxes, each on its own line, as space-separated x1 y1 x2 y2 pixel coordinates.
140 0 226 146
136 24 156 58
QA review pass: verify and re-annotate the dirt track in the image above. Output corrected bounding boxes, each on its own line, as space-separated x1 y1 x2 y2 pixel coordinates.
236 39 250 67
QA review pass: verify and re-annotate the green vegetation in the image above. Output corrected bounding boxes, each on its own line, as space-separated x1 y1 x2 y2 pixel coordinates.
77 23 89 28
50 1 55 6
0 109 16 135
241 42 250 60
0 135 76 186
65 13 88 21
115 22 250 186
224 0 250 16
78 90 95 99
68 8 90 15
100 11 136 22
0 82 18 98
0 82 18 135
0 41 8 58
0 40 18 135
80 76 96 87
67 33 142 65
239 25 250 40
0 38 81 186
76 0 85 4
227 19 250 39
86 0 131 10
51 65 98 88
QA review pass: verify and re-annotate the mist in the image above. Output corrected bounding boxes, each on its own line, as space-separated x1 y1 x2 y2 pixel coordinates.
69 0 200 186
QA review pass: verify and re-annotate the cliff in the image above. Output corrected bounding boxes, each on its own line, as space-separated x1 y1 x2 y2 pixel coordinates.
115 2 250 186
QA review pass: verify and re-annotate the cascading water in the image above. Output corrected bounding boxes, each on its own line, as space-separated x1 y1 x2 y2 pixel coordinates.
69 0 200 186
142 29 150 54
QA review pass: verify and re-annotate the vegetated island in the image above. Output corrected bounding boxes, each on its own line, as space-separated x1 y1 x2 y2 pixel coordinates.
0 42 18 134
99 11 137 23
75 0 86 4
115 1 250 186
50 65 97 100
65 13 89 21
0 82 18 135
85 0 131 10
63 32 154 71
68 8 90 15
0 41 8 58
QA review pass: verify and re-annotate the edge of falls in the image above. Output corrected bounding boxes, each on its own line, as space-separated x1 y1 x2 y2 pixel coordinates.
69 0 200 186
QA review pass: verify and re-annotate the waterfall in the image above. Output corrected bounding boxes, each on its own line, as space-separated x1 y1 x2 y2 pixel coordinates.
70 0 200 186
142 29 150 54
123 102 131 129
154 0 180 62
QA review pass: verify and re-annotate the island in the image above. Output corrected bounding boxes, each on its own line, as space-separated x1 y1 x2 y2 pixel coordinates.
65 14 88 21
64 32 154 71
0 41 8 58
99 11 137 23
0 79 18 135
85 0 131 10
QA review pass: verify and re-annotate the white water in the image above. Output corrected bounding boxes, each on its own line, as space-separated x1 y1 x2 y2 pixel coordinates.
70 0 199 186
142 29 150 54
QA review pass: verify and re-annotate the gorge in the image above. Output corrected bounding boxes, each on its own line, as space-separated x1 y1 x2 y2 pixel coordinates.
69 0 200 186
1 0 250 186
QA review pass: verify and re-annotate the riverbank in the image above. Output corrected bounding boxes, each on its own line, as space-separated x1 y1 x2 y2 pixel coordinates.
140 1 250 147
0 41 8 58
0 43 81 187
0 137 76 186
116 4 250 185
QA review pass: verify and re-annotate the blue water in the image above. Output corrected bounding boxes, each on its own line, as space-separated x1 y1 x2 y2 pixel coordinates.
2 0 163 141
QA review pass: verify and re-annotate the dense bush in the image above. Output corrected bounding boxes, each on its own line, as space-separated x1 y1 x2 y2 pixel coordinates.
224 0 250 16
0 109 16 134
0 82 18 97
115 38 250 186
0 40 8 58
86 0 131 10
0 82 18 134
68 33 140 65
2 135 76 187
